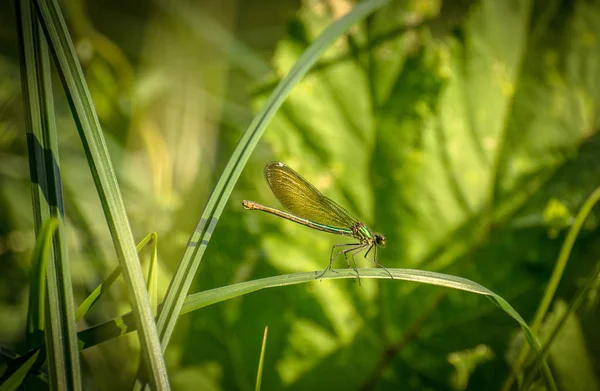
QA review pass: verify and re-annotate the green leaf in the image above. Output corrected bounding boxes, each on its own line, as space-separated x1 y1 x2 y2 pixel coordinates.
0 348 43 391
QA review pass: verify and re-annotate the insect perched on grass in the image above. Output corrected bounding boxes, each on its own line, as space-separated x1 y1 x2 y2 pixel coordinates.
242 162 393 283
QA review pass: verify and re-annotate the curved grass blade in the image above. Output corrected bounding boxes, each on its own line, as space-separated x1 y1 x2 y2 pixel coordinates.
75 233 158 322
32 0 169 387
153 0 392 358
523 263 600 389
26 218 58 346
74 267 121 324
78 268 555 389
502 186 600 391
0 348 43 391
73 233 159 390
11 217 55 390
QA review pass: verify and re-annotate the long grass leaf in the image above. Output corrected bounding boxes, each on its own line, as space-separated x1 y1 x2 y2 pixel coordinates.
79 267 555 390
16 0 52 350
523 263 600 389
5 219 56 389
26 218 57 345
503 186 600 390
31 0 170 388
16 0 81 388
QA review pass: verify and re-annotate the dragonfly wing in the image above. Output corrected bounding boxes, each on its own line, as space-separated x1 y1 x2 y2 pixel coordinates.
264 162 359 229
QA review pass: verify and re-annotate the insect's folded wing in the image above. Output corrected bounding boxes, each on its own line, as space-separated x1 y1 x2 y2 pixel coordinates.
264 162 358 229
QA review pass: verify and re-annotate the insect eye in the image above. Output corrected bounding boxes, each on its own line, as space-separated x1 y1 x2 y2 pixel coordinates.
376 234 386 247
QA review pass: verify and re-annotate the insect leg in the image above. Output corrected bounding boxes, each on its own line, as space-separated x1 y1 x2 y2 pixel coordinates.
330 243 358 269
364 244 393 279
364 244 373 260
315 243 359 279
347 244 368 285
334 245 364 284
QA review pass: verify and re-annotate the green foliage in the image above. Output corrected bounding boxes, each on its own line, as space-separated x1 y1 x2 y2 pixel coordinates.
1 0 600 390
448 344 494 390
218 0 600 389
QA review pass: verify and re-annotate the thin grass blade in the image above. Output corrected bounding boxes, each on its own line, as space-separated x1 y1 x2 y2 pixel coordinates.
16 0 80 388
32 0 169 387
254 326 268 391
26 218 57 345
74 266 121 323
503 187 600 391
144 233 159 315
75 233 157 322
6 218 55 389
0 348 42 391
523 264 600 389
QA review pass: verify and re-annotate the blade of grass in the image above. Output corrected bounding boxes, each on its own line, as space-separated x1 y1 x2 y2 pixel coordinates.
78 268 555 389
3 219 56 389
75 269 508 345
132 233 160 389
74 267 121 323
26 218 58 346
16 0 81 389
523 262 600 389
154 0 392 361
502 186 600 391
144 233 159 316
75 233 158 322
16 0 52 352
0 348 43 391
255 326 268 391
132 234 160 387
32 0 169 387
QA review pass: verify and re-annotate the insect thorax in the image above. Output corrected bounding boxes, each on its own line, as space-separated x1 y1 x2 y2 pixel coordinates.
351 222 374 244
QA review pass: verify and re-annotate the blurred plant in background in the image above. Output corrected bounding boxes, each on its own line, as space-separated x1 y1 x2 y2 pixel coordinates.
1 0 600 390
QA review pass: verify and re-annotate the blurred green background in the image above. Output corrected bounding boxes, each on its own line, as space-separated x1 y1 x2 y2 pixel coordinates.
2 0 600 389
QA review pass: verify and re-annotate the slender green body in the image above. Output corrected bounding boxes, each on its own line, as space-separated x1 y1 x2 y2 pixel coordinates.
242 162 392 281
